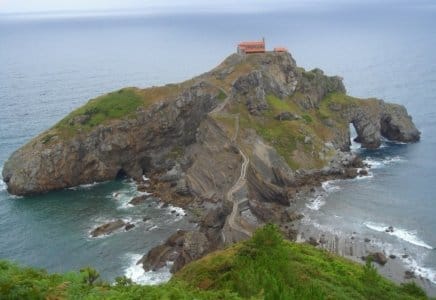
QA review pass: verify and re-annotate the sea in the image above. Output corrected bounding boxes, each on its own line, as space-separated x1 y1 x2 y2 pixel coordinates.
0 3 435 285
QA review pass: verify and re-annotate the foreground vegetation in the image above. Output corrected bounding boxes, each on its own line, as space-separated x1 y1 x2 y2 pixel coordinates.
0 225 429 299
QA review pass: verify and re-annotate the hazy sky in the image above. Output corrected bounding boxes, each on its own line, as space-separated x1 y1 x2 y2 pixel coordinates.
0 0 434 14
0 0 334 13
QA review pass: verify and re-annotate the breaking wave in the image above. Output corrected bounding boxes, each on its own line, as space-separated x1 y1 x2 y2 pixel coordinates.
371 239 436 284
68 181 104 190
364 222 433 250
123 254 172 285
363 156 405 169
322 180 341 192
306 195 326 210
0 172 6 193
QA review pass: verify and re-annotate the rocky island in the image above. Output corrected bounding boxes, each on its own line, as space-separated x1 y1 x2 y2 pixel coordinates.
2 51 420 274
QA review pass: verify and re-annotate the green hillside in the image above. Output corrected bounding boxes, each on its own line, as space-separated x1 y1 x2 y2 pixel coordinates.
0 225 429 299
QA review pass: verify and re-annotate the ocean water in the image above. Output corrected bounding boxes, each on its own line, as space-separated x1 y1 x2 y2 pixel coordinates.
1 4 436 284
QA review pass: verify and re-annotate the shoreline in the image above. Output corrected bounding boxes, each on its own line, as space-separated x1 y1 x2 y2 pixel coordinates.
295 176 436 297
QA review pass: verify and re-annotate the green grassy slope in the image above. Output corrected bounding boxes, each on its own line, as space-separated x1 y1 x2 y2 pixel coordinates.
0 225 429 300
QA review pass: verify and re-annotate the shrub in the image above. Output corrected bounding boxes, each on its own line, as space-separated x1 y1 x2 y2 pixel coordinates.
302 114 313 123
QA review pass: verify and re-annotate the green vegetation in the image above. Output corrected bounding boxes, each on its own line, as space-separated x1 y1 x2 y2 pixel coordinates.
302 114 313 123
55 88 145 133
0 225 429 299
231 94 328 169
232 95 303 169
217 90 227 101
318 92 356 123
41 133 56 145
177 224 428 300
212 114 237 139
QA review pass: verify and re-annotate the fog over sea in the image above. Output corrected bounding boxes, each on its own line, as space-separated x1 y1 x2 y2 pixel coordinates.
1 3 435 285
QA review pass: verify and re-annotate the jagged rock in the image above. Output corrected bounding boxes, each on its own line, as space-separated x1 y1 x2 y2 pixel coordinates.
137 181 150 192
385 226 394 233
381 103 421 142
295 68 346 109
280 210 304 223
319 235 327 244
3 82 221 196
345 100 420 149
368 252 388 266
201 207 227 229
175 178 190 196
389 254 396 259
90 220 126 237
138 230 210 273
2 51 420 197
160 164 182 183
274 112 300 121
125 223 135 231
359 169 369 176
404 270 416 279
249 200 281 222
247 166 289 206
307 237 319 246
285 228 298 241
129 195 148 206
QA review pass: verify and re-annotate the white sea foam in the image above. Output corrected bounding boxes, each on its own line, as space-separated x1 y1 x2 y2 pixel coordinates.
363 156 405 170
364 222 433 250
372 239 436 284
142 175 150 182
166 205 186 216
322 181 341 193
148 225 159 231
403 256 436 284
124 254 172 285
354 171 374 180
306 195 325 210
68 181 104 190
350 140 361 152
0 168 6 192
363 159 384 169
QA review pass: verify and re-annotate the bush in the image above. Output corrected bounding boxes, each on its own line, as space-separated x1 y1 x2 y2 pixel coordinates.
302 114 313 123
400 282 427 298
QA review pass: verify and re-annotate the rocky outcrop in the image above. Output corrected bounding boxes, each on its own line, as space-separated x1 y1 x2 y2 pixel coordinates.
137 230 211 273
3 82 222 195
2 49 422 279
295 68 346 110
366 252 388 266
2 51 420 198
90 220 126 237
344 100 420 149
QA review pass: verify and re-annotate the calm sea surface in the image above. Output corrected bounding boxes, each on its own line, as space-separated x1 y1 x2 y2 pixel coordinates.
0 5 435 283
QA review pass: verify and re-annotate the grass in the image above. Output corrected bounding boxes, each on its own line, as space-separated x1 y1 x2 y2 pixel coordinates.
318 92 356 123
55 88 145 133
217 90 227 101
0 225 430 299
42 84 184 140
176 225 430 300
212 114 237 139
231 94 330 169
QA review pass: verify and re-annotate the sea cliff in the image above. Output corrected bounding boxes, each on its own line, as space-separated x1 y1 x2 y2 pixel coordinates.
2 51 420 273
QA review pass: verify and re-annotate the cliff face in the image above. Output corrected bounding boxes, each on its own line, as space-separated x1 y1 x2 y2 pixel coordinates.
3 82 221 195
2 51 420 197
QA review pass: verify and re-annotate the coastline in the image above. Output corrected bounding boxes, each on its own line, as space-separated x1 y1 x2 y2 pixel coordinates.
294 168 436 297
296 219 436 296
